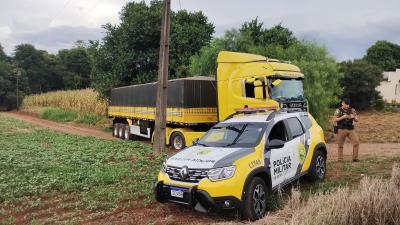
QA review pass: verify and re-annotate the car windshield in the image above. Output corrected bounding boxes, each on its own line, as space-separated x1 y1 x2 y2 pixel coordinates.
268 78 305 101
197 123 266 148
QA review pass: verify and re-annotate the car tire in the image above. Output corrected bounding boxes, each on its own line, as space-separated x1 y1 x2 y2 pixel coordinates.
242 177 268 221
113 123 119 137
308 150 327 181
123 125 132 140
170 132 185 150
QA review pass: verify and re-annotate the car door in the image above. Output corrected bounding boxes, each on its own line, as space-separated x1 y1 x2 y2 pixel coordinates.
265 120 292 188
283 117 306 182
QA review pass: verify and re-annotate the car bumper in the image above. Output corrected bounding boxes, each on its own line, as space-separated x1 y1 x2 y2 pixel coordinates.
154 181 242 212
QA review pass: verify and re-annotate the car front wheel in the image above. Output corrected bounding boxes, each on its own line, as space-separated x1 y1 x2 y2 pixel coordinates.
242 177 268 221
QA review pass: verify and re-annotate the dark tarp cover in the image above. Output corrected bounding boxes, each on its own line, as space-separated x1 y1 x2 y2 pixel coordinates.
110 77 217 108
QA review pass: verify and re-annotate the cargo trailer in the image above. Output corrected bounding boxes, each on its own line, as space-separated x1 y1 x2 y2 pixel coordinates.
109 51 308 150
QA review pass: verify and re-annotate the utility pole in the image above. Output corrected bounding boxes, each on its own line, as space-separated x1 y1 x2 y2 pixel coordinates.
153 0 171 153
13 66 21 110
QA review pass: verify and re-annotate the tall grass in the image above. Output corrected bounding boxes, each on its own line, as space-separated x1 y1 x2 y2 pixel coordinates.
218 165 400 225
21 89 108 116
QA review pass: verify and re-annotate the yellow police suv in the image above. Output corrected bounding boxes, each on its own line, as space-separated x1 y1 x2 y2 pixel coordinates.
155 109 327 221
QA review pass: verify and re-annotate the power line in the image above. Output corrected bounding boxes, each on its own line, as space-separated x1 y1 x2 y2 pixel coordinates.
84 0 105 16
48 0 73 26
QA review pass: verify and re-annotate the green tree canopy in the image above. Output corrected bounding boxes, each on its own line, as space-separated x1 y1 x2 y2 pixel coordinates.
190 20 342 127
90 0 214 97
0 44 7 61
0 60 29 110
13 44 64 93
58 47 92 90
339 60 383 110
364 40 400 71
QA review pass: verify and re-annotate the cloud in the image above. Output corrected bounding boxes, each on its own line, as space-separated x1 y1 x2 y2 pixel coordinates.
0 0 399 60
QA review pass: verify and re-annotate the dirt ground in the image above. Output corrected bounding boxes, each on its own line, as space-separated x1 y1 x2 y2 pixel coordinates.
1 111 400 225
325 110 400 143
2 111 116 140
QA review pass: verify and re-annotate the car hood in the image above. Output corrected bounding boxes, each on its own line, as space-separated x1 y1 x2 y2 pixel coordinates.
166 145 254 169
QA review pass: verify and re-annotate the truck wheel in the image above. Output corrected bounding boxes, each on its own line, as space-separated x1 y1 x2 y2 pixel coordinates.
170 132 185 150
118 124 124 139
113 123 119 137
123 125 132 140
308 150 326 181
242 177 268 221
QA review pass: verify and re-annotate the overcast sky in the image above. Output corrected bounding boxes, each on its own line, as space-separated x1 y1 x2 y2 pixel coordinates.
1 0 400 61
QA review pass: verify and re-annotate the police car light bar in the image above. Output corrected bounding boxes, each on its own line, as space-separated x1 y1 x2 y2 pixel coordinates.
234 106 278 113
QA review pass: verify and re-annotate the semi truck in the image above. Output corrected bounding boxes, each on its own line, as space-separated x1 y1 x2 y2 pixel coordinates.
108 51 308 150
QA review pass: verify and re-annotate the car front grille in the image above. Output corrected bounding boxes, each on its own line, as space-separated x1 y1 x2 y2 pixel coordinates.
166 166 208 183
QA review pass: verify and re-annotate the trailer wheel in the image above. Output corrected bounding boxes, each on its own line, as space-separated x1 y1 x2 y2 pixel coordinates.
113 123 119 137
170 132 186 150
123 125 132 140
118 124 124 139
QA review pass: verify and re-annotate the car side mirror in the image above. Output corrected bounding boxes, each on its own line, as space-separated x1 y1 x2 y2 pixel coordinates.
192 138 199 145
265 139 285 150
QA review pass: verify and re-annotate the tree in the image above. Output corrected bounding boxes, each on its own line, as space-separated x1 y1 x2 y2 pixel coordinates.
90 0 214 97
0 61 29 110
190 21 342 127
364 40 400 71
13 44 64 94
0 44 7 61
339 60 383 110
58 48 92 89
240 18 297 48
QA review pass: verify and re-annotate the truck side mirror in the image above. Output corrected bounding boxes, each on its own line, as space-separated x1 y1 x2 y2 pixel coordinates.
192 138 199 145
265 139 285 150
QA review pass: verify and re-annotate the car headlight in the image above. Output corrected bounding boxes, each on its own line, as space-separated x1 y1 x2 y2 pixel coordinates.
207 166 236 181
162 161 167 173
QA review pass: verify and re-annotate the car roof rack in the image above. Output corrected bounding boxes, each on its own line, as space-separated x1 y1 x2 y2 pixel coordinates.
223 106 278 121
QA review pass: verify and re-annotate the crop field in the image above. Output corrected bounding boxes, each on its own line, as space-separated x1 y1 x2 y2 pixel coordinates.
0 114 166 224
1 113 399 225
20 89 108 116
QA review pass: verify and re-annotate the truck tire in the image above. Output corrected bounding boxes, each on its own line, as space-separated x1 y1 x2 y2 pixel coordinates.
242 177 268 221
308 150 326 181
170 132 185 150
118 124 124 139
123 125 132 140
113 123 119 137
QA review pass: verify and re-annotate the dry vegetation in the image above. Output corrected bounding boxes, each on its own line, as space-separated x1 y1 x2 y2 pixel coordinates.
217 165 400 225
325 111 400 143
20 89 108 116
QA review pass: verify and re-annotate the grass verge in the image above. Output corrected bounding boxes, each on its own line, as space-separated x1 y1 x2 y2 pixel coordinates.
0 114 166 224
40 107 107 126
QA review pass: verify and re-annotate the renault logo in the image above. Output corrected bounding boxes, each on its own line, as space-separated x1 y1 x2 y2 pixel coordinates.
179 166 188 181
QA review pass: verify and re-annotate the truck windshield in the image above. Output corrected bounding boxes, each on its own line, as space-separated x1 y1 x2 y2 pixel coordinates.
268 78 305 101
197 123 266 148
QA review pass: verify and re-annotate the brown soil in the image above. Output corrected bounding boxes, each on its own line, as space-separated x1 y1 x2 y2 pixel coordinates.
1 111 116 140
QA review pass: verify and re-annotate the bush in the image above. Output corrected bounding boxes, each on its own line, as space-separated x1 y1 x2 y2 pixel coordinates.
375 99 385 111
40 107 103 125
41 107 78 122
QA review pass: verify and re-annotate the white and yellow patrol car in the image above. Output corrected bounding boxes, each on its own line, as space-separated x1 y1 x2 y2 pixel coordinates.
155 109 327 221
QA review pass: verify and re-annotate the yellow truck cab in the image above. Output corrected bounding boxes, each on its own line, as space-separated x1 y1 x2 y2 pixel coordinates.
155 109 327 220
108 51 308 150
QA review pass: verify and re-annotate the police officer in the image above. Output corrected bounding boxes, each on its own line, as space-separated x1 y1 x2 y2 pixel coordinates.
333 98 360 162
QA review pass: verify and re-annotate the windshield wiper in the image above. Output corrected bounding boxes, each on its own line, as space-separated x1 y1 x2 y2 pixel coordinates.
196 142 208 147
221 125 248 147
